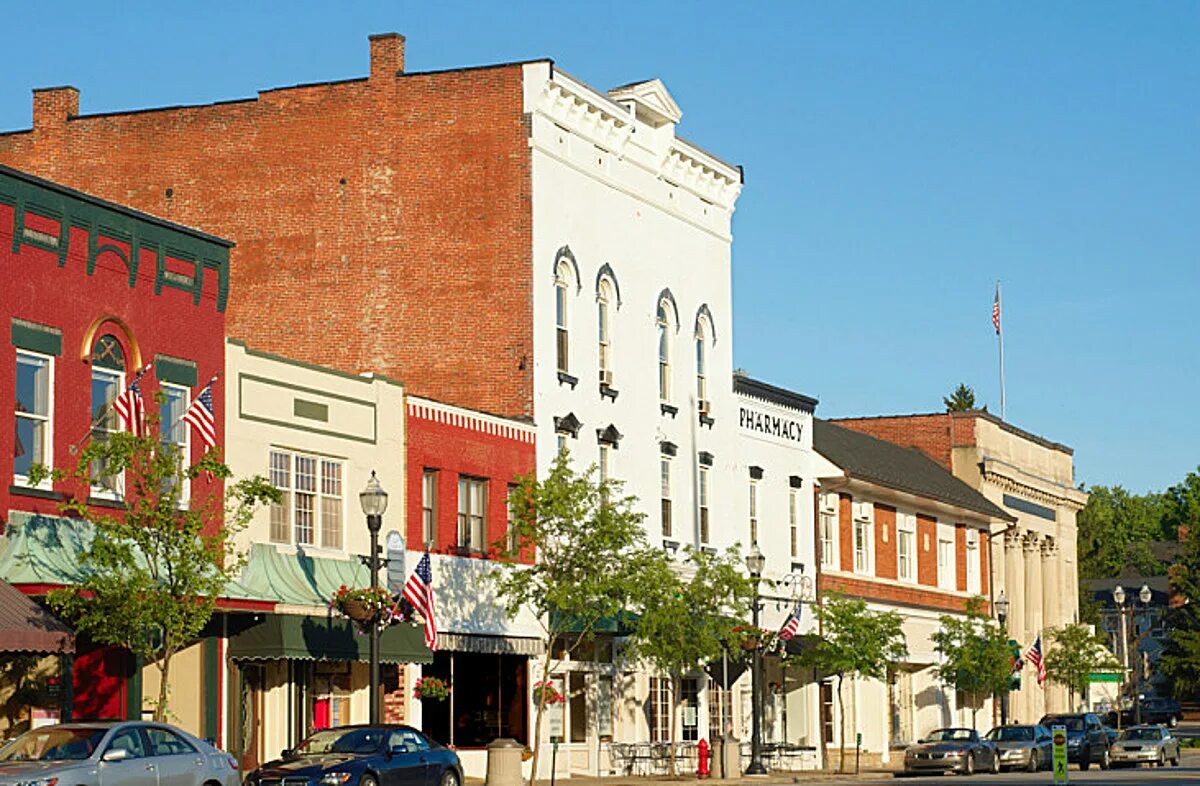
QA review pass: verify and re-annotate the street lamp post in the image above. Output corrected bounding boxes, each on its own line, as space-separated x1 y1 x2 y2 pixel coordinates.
745 545 767 776
995 592 1010 727
1112 583 1153 728
359 471 389 725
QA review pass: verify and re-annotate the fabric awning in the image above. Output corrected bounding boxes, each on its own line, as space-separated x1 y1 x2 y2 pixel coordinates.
437 633 544 656
228 614 432 664
550 609 638 635
0 580 73 653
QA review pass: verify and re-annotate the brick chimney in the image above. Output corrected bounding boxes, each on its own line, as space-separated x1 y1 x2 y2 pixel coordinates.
369 33 405 82
32 86 79 130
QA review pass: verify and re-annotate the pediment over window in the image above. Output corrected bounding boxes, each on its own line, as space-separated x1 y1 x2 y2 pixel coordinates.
554 412 582 438
596 424 623 447
607 79 682 128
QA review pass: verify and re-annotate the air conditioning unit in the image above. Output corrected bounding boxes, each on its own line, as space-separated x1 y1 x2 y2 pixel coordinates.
599 369 614 386
966 529 980 547
698 398 711 416
853 501 873 521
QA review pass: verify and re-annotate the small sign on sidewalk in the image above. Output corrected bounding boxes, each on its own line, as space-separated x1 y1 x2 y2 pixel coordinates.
1051 724 1068 784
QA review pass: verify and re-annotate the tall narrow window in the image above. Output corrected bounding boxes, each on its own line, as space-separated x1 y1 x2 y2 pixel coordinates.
597 280 613 384
458 476 487 553
819 494 838 568
657 301 671 402
660 457 672 537
853 502 873 574
159 383 189 503
649 676 673 742
897 513 916 583
269 451 291 543
749 478 759 546
937 525 956 590
555 265 570 374
506 484 519 553
598 444 612 488
320 459 343 549
695 319 708 410
294 455 317 546
789 488 799 558
90 334 125 496
422 470 438 548
14 351 52 486
698 466 710 545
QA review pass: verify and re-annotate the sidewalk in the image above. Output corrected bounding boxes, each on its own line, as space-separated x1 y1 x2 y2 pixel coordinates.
468 770 899 786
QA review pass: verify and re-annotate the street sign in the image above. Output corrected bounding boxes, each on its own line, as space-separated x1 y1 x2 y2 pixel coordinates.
1051 724 1068 784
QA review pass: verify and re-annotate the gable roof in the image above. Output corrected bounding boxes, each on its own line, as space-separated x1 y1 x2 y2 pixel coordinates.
813 419 1013 522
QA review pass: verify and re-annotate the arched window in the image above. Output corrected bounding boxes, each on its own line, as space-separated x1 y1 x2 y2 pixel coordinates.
597 279 613 383
555 263 572 374
657 299 672 402
90 333 126 495
695 317 709 410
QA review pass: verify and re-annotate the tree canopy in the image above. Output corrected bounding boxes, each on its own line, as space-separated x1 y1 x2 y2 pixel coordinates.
930 597 1011 726
1043 623 1119 708
943 383 978 412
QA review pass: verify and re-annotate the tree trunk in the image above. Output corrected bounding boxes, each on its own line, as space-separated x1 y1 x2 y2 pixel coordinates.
155 650 172 723
836 674 846 773
527 646 553 785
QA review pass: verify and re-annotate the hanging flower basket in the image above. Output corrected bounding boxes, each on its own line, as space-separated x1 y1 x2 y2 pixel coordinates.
331 585 394 627
728 624 769 652
532 680 566 705
414 676 451 702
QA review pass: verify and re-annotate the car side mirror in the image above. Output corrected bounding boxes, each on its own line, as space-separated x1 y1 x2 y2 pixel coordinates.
102 748 130 763
390 744 409 756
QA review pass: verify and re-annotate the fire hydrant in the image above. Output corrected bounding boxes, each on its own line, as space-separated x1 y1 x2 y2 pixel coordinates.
697 738 711 779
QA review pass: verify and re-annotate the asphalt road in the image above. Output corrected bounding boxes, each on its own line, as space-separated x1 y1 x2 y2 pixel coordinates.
890 761 1199 785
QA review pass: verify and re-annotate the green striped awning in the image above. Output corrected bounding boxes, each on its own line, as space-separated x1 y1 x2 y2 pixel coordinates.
227 614 432 664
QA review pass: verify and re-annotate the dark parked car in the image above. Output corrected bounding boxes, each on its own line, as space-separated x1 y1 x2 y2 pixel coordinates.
1039 713 1111 770
1106 697 1183 728
901 727 999 776
243 725 462 786
985 724 1053 772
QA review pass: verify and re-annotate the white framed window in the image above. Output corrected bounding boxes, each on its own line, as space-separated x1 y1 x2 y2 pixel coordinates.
749 478 759 546
422 469 438 549
853 501 874 575
698 466 710 545
598 444 612 487
789 487 799 558
897 511 917 583
660 457 672 538
555 263 571 374
819 493 838 569
457 476 487 553
597 279 613 383
89 360 125 498
14 350 53 487
657 300 672 402
506 483 519 553
937 522 956 591
268 449 344 549
649 676 673 743
695 318 709 409
159 383 190 505
965 528 981 594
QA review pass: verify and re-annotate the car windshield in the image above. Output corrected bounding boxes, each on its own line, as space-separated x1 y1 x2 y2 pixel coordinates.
295 728 386 756
986 727 1034 742
1119 729 1163 742
927 729 974 742
1044 717 1085 731
0 727 108 762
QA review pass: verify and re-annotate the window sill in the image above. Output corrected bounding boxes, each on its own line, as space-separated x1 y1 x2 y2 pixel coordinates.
557 371 579 389
660 403 678 418
699 414 715 429
9 484 64 501
88 495 126 510
662 539 680 554
700 546 717 556
599 383 619 401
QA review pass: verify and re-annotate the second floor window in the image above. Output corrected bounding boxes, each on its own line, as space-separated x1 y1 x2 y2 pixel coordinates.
695 319 709 408
269 449 343 549
789 488 799 558
938 533 956 590
14 350 52 486
660 457 672 537
819 494 837 568
853 503 873 574
897 512 916 583
90 335 125 496
556 264 571 374
506 484 519 553
422 469 438 548
657 300 672 402
598 280 613 383
599 444 612 488
698 466 710 544
159 383 189 503
749 478 759 546
458 476 487 553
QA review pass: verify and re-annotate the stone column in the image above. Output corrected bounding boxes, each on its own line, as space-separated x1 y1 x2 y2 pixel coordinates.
1004 530 1026 721
1042 538 1065 712
1024 534 1044 721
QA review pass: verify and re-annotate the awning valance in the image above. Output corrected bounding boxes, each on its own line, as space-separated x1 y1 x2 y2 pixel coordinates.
438 633 544 656
227 614 432 664
0 580 73 654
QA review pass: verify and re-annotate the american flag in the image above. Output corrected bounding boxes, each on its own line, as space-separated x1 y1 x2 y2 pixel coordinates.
113 365 152 437
992 284 1002 335
1024 635 1046 686
183 378 217 451
403 552 438 651
778 604 803 641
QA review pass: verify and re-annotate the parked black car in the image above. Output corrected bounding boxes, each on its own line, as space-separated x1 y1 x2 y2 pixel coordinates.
242 725 462 786
1039 713 1111 770
1106 697 1183 728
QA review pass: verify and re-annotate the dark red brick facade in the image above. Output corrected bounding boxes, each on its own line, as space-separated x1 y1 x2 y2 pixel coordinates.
831 412 979 471
0 35 537 419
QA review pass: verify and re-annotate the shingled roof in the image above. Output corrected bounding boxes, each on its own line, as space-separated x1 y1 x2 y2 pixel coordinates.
0 580 73 653
813 419 1013 522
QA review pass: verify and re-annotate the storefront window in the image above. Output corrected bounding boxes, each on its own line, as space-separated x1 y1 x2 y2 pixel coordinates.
420 651 528 747
680 678 699 742
569 672 587 743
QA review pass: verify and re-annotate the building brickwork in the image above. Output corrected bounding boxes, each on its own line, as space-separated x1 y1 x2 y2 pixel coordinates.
0 37 537 419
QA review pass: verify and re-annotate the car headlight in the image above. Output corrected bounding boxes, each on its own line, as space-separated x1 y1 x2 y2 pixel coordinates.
15 778 60 786
944 750 963 757
319 773 354 785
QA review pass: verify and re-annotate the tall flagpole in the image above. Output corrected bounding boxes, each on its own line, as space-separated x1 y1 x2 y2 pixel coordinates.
996 281 1006 421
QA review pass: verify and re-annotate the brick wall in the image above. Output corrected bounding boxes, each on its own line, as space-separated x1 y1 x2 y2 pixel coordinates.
819 574 981 615
874 504 897 580
838 493 853 571
830 413 982 470
0 36 536 418
955 524 968 592
916 513 938 587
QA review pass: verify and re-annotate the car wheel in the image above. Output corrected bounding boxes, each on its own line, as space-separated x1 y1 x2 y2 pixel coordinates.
1173 748 1182 767
1100 746 1111 770
990 750 1000 774
439 769 460 786
1157 750 1166 768
961 752 975 776
360 776 378 786
1027 751 1039 773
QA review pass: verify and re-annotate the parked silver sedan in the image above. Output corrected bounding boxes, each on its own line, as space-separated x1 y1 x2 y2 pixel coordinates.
1109 724 1182 768
984 724 1054 771
0 721 240 786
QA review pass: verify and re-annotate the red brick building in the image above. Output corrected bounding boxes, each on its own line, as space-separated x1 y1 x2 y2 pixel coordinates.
0 163 230 726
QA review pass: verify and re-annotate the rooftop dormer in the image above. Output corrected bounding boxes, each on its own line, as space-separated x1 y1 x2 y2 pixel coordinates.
607 79 682 129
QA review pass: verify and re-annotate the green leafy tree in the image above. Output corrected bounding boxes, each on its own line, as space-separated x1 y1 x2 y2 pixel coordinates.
1076 485 1167 583
1159 605 1200 700
625 547 755 775
930 597 1011 728
1043 623 1119 710
943 383 978 412
799 594 907 772
34 404 277 722
490 452 659 780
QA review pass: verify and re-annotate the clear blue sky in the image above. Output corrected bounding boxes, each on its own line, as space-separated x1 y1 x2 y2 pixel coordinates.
3 3 1196 493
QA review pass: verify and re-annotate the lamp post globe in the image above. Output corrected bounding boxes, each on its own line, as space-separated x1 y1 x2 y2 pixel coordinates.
360 470 388 724
744 544 767 776
1139 584 1152 605
1112 585 1125 607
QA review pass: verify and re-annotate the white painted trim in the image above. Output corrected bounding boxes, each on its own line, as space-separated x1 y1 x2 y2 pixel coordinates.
407 397 536 443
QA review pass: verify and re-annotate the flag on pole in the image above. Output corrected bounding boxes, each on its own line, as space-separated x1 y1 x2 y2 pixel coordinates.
113 365 152 437
404 552 438 651
778 604 803 641
992 284 1002 335
183 378 218 451
1023 635 1046 686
